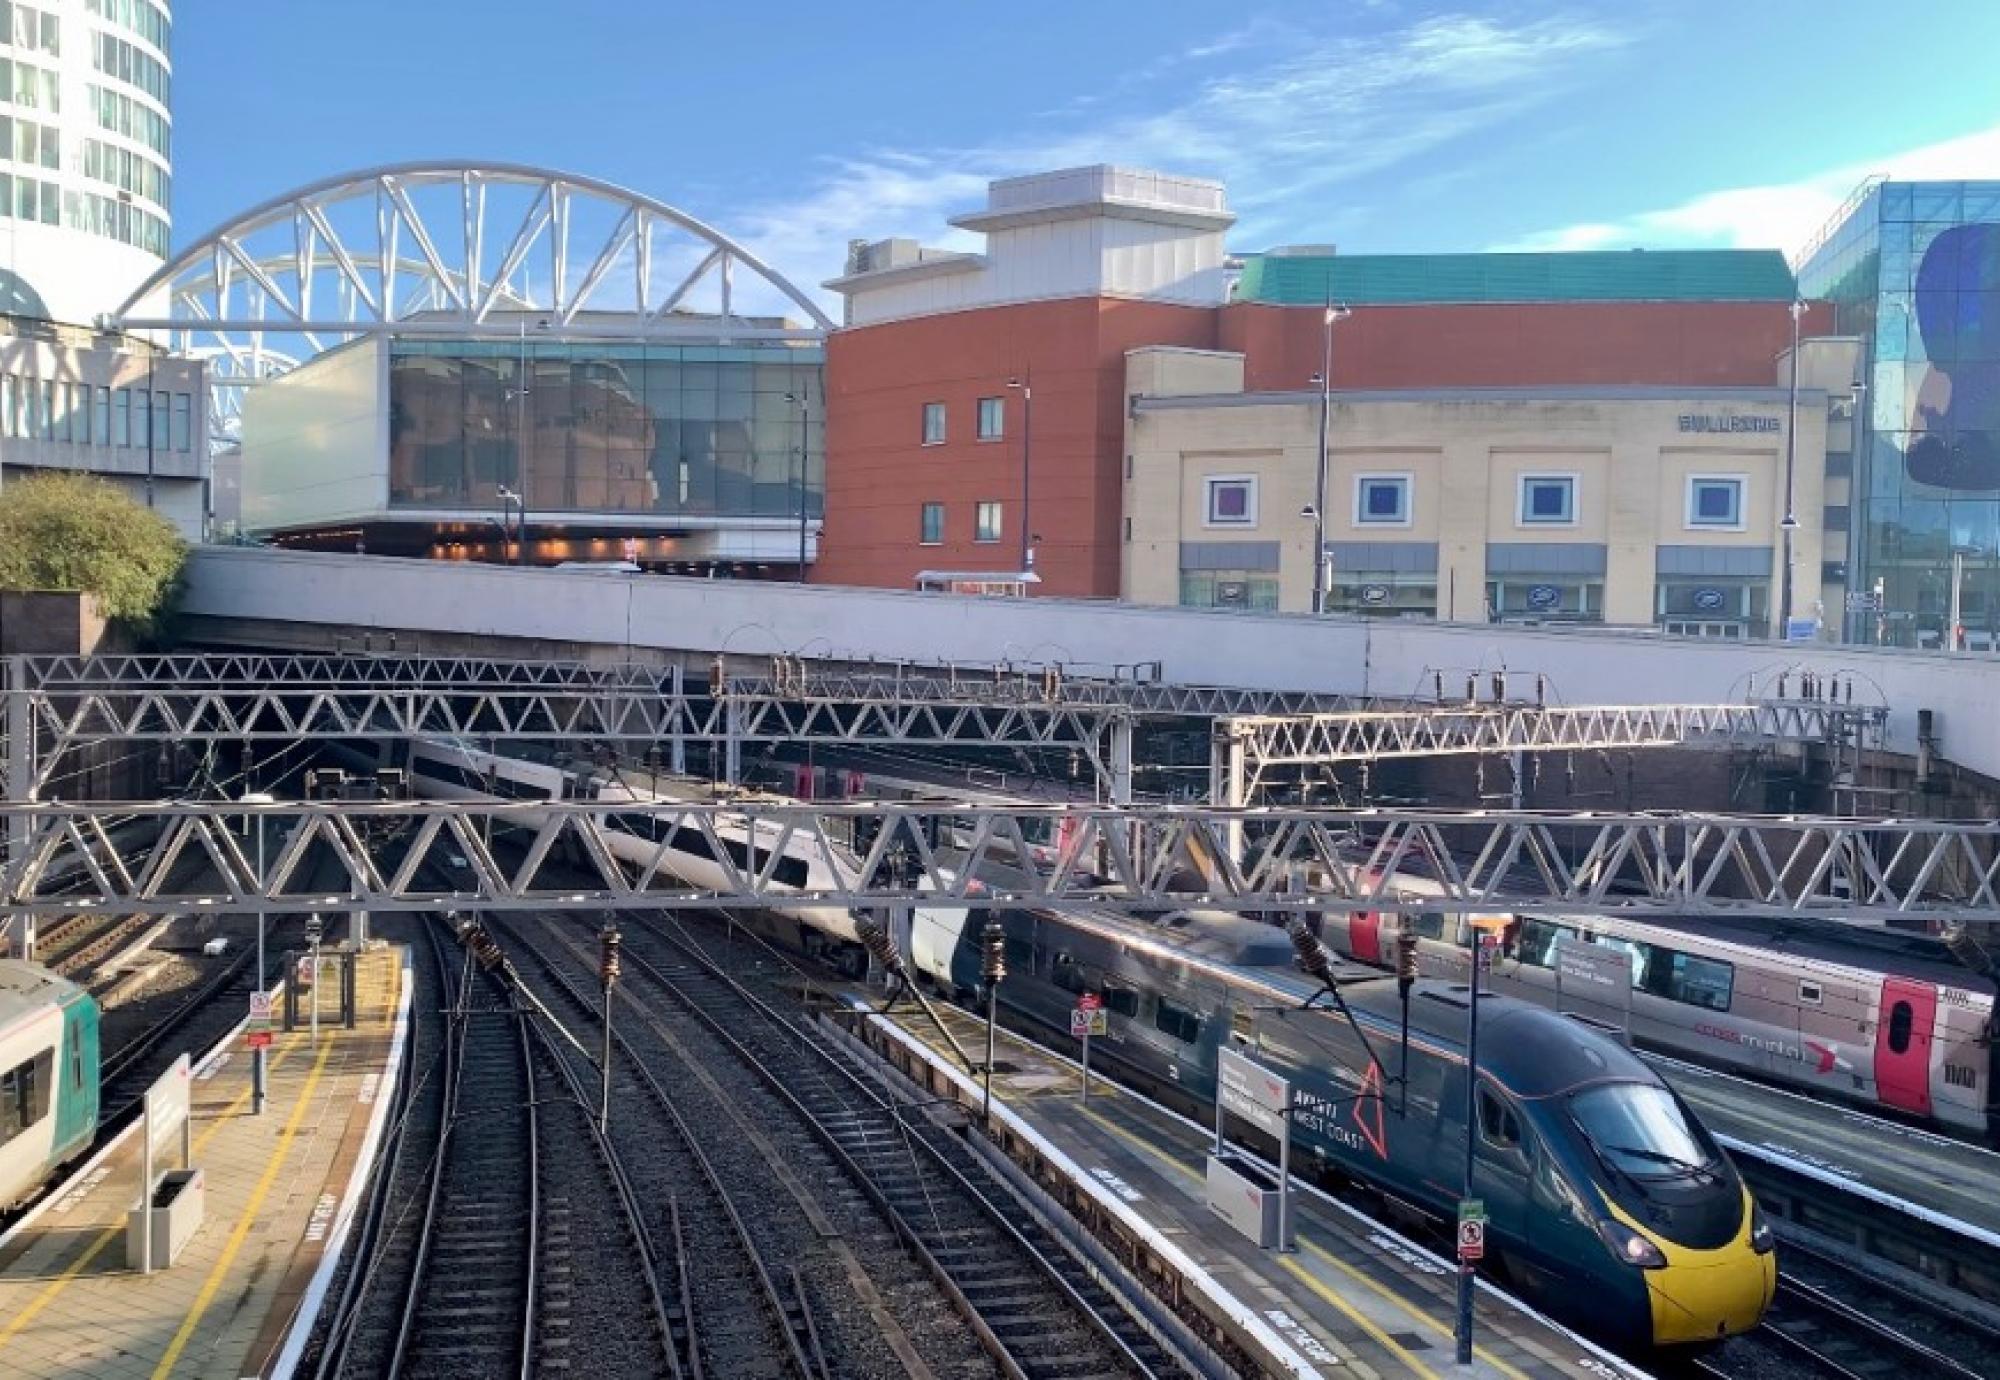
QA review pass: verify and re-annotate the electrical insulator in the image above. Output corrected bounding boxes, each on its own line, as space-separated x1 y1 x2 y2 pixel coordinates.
1464 674 1477 705
1491 671 1506 703
709 654 726 697
599 926 622 986
854 914 907 979
981 916 1007 985
1287 916 1337 988
1534 674 1547 709
1433 670 1444 702
1042 664 1061 700
1395 928 1419 989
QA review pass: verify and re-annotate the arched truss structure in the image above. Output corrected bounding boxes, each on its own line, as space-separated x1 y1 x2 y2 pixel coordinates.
109 162 834 442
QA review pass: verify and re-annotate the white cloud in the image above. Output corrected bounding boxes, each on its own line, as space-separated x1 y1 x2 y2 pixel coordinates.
726 12 1630 313
1500 122 2000 257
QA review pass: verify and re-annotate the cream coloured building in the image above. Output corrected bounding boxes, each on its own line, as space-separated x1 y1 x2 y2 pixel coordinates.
1122 342 1861 638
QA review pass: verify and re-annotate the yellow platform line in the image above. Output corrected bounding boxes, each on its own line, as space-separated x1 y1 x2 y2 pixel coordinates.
0 1040 307 1358
149 1033 339 1378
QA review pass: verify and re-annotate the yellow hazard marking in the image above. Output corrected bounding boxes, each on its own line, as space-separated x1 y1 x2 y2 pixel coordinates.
148 1033 338 1378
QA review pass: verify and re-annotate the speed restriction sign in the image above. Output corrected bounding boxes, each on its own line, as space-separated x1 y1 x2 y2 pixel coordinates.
1457 1218 1485 1262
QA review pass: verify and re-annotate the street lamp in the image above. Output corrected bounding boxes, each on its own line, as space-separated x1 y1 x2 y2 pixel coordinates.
783 387 811 581
496 485 524 566
240 790 276 1115
1780 299 1807 636
1310 303 1352 614
1006 375 1033 582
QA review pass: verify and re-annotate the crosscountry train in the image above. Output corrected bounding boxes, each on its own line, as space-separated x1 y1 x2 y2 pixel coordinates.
0 960 100 1208
1318 873 1999 1140
910 898 1776 1349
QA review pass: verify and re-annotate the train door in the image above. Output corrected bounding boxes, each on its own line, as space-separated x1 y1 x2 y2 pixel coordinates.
1472 1083 1530 1251
1874 977 1938 1116
1348 909 1383 965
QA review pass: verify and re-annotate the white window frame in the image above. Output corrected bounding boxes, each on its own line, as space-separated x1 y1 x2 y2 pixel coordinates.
974 500 1003 543
1685 473 1747 532
919 502 945 546
1352 472 1413 528
976 396 1005 441
1203 474 1259 529
1517 472 1578 527
921 401 946 446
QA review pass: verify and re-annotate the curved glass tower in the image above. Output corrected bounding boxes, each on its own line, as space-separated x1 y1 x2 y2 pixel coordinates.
0 0 171 324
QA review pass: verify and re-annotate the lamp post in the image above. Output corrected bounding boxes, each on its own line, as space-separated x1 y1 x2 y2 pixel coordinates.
1455 917 1505 1365
1780 299 1806 636
496 485 523 566
1310 303 1352 614
598 924 621 1135
1006 374 1033 583
784 386 811 581
980 914 1006 1124
240 790 275 1114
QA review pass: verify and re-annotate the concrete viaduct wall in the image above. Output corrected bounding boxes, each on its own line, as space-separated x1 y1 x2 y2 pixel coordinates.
180 547 1997 780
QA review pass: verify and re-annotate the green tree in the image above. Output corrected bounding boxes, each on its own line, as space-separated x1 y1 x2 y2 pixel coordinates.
0 472 188 624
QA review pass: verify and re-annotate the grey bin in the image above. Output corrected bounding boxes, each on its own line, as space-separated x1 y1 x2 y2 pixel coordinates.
1206 1150 1282 1249
127 1168 205 1270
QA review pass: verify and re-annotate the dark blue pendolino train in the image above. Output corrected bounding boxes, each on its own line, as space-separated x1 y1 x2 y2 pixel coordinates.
907 899 1776 1350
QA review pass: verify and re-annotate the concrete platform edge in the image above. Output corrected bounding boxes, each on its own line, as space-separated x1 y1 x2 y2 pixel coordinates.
270 947 413 1380
855 1004 1329 1379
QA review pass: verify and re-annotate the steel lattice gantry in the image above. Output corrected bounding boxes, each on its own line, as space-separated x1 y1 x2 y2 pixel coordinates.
1211 700 1890 804
8 799 2000 925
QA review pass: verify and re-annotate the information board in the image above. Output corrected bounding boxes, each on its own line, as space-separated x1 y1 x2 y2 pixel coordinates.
1217 1047 1290 1140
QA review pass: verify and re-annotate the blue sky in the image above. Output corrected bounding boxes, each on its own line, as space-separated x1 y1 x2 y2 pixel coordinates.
175 1 2000 299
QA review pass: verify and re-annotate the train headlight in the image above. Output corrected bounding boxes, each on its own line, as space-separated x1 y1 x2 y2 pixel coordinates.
1749 1201 1774 1254
1595 1219 1667 1270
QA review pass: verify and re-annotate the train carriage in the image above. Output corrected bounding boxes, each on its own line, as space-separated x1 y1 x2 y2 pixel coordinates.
0 961 100 1208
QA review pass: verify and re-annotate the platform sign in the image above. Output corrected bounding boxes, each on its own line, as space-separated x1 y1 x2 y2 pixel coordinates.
1554 937 1632 1034
1847 590 1883 613
246 1030 274 1050
1077 992 1102 1013
1070 1008 1106 1037
138 1053 194 1276
1218 1048 1290 1140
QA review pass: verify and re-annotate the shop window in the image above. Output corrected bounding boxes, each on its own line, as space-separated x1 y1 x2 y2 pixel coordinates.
976 396 1004 440
1180 570 1278 612
974 501 1002 543
1354 474 1411 526
921 401 946 446
1330 569 1435 618
1686 475 1745 529
1205 475 1257 527
919 502 944 545
1518 474 1576 525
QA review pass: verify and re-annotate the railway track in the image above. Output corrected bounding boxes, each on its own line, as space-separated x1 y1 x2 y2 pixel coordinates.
317 917 672 1379
537 907 1194 1380
98 946 257 1122
487 914 829 1378
40 913 153 978
1754 1233 2000 1380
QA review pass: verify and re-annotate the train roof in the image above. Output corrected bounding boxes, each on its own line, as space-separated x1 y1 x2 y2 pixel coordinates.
0 960 84 1029
1309 977 1662 1100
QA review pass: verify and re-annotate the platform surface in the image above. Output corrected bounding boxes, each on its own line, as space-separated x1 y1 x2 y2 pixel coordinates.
0 946 405 1380
1651 1052 2000 1242
875 1001 1646 1380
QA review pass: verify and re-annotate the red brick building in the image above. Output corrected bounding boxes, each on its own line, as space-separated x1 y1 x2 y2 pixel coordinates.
820 167 1829 600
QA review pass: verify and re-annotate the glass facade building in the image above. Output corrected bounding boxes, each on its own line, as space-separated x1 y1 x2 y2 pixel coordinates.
1798 181 2000 646
387 340 824 520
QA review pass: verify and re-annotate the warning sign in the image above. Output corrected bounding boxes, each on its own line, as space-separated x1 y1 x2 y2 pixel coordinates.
1078 992 1102 1013
1071 1008 1107 1038
247 1030 274 1050
1457 1218 1485 1261
249 992 273 1023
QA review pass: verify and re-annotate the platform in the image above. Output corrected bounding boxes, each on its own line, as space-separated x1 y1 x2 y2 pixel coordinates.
846 999 1648 1380
0 946 408 1380
1651 1052 2000 1248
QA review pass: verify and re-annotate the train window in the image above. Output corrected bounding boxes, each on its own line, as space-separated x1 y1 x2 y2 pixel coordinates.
1414 913 1450 942
1798 980 1823 1006
69 1037 83 1091
1004 936 1036 975
1516 917 1571 968
1154 999 1201 1043
1052 956 1086 994
1105 986 1140 1019
1887 1000 1914 1055
1663 952 1732 1012
1229 1004 1256 1047
0 1051 52 1145
1477 1087 1522 1151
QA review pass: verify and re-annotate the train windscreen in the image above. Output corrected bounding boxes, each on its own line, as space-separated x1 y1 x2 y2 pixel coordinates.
1568 1082 1717 1179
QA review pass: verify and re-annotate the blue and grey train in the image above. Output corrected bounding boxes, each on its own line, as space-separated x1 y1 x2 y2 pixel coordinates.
912 901 1776 1349
0 960 101 1208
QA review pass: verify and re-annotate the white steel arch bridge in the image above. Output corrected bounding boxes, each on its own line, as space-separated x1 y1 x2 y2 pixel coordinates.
106 162 834 444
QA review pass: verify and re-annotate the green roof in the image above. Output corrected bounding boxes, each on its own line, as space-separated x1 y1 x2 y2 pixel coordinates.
1234 250 1800 306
